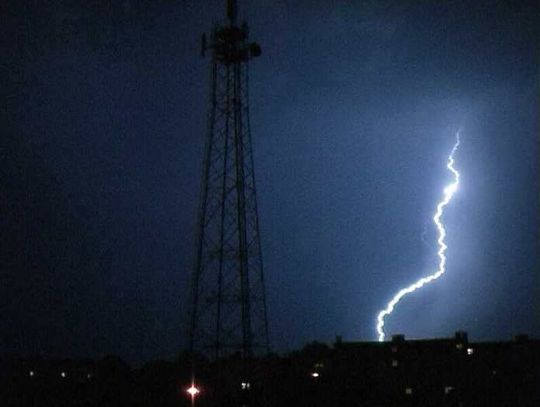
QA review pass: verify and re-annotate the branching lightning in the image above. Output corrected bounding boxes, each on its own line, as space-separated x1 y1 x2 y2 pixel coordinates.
376 132 461 342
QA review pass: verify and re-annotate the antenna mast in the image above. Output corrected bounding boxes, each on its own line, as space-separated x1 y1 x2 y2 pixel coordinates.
188 0 268 360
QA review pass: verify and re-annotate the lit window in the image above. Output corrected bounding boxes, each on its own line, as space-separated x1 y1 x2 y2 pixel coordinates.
444 386 454 394
311 372 320 378
467 348 474 356
29 371 35 377
61 372 66 378
241 382 251 390
392 360 398 367
405 387 413 395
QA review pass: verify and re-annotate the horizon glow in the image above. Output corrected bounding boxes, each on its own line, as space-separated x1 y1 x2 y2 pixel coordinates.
376 132 461 342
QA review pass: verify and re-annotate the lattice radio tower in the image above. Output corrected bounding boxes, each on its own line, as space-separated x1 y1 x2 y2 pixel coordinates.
188 0 269 359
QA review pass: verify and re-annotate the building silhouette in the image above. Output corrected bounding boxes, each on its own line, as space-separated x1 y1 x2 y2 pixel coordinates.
3 332 539 406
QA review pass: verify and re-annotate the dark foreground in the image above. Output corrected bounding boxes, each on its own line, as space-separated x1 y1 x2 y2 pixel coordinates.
2 332 539 406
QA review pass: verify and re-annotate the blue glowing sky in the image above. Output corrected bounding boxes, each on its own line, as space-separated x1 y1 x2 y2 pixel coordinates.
2 0 538 362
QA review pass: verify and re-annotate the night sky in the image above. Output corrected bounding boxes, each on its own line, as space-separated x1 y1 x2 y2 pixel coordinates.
2 1 539 364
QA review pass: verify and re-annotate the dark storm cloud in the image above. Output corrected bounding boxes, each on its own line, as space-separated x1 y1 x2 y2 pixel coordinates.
2 0 538 362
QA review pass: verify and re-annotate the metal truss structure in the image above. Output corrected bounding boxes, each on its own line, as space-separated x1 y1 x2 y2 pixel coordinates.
188 0 269 360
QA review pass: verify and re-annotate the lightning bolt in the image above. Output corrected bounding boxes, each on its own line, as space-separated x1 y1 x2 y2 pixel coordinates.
376 131 461 342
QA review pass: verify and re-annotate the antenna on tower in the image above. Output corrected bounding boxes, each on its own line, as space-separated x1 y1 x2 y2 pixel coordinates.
227 0 237 24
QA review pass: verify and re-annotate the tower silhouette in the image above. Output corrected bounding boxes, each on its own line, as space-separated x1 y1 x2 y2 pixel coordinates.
188 0 269 359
